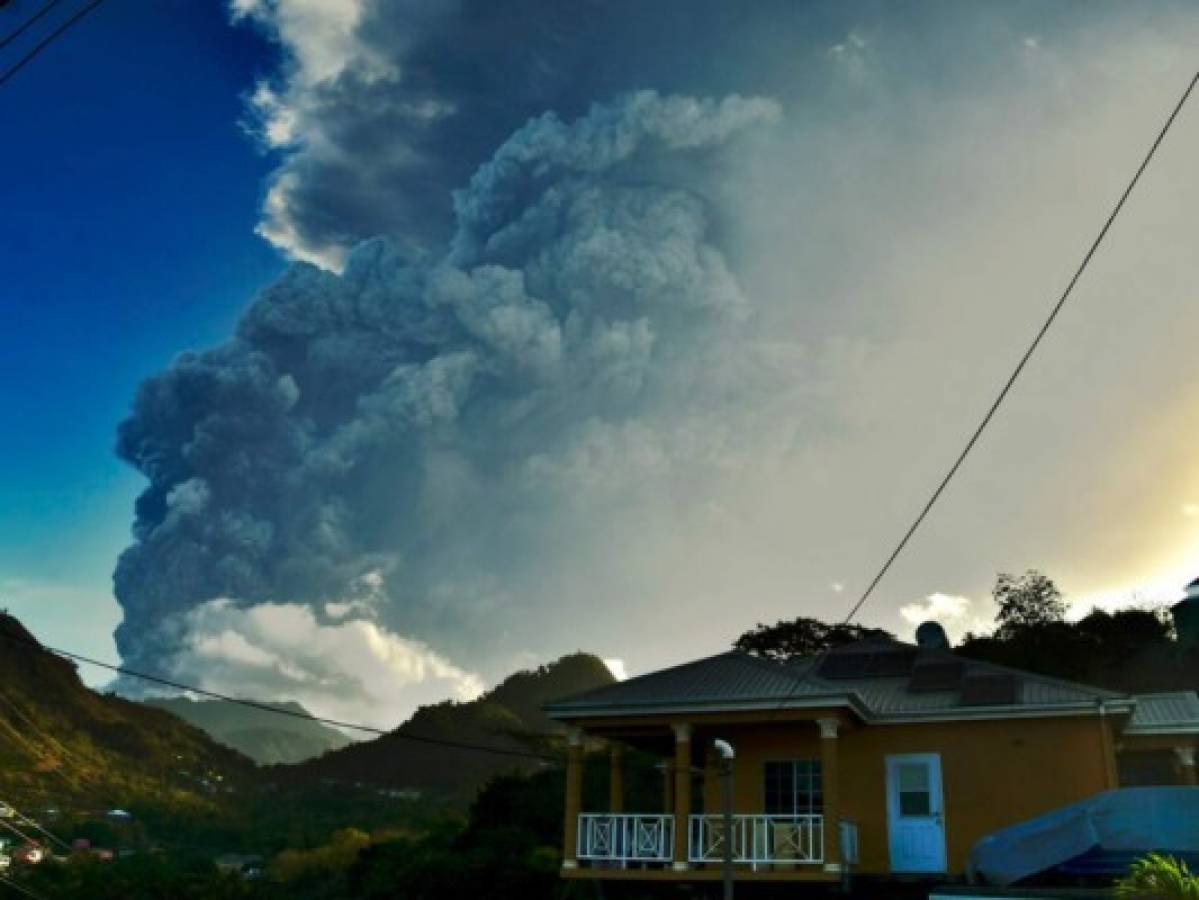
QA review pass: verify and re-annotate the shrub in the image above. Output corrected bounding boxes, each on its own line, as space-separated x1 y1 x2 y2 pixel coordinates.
1115 853 1199 900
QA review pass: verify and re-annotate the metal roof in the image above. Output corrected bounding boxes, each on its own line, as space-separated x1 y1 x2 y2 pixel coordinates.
1126 691 1199 734
545 640 1132 724
543 651 809 712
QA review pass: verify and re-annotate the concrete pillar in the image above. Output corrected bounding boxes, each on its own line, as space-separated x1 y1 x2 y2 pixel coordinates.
1176 746 1197 786
562 729 584 870
818 717 842 873
609 743 625 813
1097 702 1118 789
671 723 692 871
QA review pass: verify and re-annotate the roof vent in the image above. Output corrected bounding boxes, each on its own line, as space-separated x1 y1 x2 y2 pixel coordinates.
915 621 951 651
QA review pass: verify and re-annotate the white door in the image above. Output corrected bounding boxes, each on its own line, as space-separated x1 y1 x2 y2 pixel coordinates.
886 753 947 873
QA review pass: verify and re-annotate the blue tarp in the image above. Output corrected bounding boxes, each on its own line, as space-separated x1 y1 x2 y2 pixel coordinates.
967 787 1199 886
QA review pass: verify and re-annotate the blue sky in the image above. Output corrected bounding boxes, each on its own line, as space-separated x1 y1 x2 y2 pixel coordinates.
0 0 282 667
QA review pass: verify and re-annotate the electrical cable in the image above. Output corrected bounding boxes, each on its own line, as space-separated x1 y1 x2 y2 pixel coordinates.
0 630 560 762
840 69 1198 627
765 69 1199 719
0 800 70 852
0 0 64 51
0 0 105 90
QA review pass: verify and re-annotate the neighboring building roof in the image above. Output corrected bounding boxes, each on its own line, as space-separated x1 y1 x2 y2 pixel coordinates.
546 638 1133 724
1125 691 1199 735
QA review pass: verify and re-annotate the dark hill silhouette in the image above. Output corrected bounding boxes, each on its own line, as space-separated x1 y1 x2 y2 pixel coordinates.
143 696 352 764
280 653 614 799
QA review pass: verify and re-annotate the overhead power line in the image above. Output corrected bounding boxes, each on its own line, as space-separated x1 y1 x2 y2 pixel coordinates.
0 630 559 763
0 819 40 850
0 875 49 900
767 69 1199 719
0 0 64 51
0 0 105 90
840 69 1199 626
0 799 71 852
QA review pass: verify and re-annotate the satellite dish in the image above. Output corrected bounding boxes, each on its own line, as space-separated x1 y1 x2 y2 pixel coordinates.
916 621 951 650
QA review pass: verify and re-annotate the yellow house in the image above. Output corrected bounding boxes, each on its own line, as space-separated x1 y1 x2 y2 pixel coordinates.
544 627 1199 886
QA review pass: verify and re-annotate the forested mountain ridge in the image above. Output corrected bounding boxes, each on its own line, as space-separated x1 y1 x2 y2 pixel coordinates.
143 697 352 765
279 652 615 798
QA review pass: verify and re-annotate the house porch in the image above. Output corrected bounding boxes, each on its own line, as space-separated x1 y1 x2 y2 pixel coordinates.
561 715 855 881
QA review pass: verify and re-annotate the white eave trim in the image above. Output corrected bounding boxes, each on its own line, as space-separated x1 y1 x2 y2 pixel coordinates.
546 697 1135 725
870 701 1135 725
544 694 870 721
1124 725 1199 736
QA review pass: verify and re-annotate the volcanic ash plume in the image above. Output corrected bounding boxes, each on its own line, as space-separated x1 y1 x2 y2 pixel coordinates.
112 92 788 722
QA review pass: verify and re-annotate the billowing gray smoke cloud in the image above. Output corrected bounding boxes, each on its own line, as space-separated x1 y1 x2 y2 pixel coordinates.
237 0 1051 268
116 0 1199 722
114 91 785 699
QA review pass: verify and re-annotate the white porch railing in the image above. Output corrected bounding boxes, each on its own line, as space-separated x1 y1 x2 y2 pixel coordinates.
577 814 674 865
688 814 824 867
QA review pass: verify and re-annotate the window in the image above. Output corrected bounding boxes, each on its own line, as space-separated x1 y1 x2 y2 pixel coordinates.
896 762 931 816
763 760 823 815
1118 750 1178 787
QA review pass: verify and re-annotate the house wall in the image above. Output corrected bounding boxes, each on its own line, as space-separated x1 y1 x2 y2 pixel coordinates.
1119 734 1199 785
698 714 1118 876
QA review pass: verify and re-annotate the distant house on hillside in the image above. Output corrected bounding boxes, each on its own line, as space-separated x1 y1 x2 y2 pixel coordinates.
11 843 45 866
545 590 1199 886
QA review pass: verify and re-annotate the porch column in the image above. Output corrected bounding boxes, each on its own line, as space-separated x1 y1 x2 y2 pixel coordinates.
562 729 584 869
609 743 625 813
1097 701 1118 789
818 717 842 872
671 723 692 871
1176 746 1198 786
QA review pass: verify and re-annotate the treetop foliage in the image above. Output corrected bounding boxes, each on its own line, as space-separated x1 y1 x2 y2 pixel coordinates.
993 569 1068 638
734 617 894 661
731 571 1193 694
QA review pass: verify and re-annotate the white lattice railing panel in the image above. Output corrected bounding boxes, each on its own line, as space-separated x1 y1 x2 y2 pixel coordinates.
688 814 824 867
577 814 673 864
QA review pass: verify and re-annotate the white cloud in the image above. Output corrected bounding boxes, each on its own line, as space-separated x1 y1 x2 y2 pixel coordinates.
232 0 380 87
603 658 629 681
0 578 121 688
167 598 484 730
898 592 996 644
827 31 872 85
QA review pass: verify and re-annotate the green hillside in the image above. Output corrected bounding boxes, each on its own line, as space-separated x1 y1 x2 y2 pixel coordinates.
144 697 352 764
0 607 613 841
0 613 253 815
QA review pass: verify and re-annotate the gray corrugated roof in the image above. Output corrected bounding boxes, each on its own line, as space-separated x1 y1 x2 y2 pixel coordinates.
544 651 810 711
1127 691 1199 733
545 640 1130 722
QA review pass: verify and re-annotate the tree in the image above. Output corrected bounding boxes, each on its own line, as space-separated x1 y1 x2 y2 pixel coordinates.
734 617 893 662
993 570 1067 639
